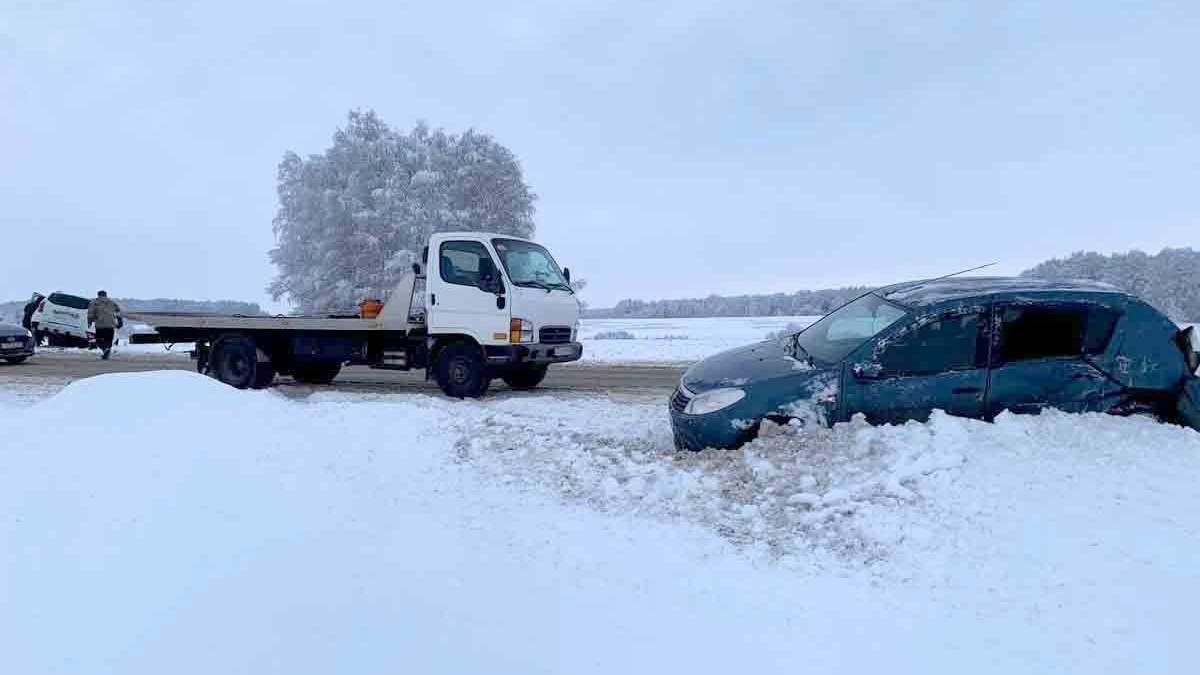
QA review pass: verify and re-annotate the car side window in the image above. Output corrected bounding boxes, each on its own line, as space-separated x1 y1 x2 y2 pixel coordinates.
1083 307 1120 355
994 304 1113 363
439 241 491 288
878 312 985 376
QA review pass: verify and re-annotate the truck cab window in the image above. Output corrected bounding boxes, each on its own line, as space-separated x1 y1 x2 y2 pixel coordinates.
878 313 984 376
439 241 492 288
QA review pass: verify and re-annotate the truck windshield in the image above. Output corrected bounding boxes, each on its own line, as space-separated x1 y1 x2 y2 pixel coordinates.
790 293 908 365
491 238 571 292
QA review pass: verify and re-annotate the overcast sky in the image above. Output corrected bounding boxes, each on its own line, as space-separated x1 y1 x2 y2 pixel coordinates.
2 0 1198 310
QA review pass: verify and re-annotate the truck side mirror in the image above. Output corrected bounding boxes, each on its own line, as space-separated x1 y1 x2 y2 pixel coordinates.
411 263 422 276
563 267 571 284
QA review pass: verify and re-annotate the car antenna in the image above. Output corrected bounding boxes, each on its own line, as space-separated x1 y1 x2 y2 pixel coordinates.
925 261 998 283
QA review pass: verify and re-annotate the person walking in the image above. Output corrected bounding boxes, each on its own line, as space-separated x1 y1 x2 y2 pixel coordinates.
87 290 123 360
22 292 44 340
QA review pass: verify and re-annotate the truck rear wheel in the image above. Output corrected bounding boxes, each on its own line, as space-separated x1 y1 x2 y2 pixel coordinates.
502 365 548 390
291 362 342 385
435 342 489 398
211 335 275 389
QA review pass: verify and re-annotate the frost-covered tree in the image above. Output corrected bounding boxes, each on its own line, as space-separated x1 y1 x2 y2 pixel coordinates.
269 110 537 312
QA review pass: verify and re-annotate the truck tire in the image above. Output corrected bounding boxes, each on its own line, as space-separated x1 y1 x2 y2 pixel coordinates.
291 362 342 385
501 364 548 390
211 335 275 389
435 341 490 398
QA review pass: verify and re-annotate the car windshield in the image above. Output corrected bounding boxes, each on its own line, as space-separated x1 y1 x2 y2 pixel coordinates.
790 293 908 365
491 238 571 291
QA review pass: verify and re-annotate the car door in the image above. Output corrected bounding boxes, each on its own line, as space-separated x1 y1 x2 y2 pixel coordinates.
426 239 508 343
841 308 991 424
986 302 1118 417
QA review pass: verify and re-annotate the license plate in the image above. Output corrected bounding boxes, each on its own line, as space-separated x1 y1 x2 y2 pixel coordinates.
0 344 19 350
553 346 575 357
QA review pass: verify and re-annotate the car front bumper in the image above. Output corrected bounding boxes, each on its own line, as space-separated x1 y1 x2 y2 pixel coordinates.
0 340 35 358
668 384 759 451
485 341 583 366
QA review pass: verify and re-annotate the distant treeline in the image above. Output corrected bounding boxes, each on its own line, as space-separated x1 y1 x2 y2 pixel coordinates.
1022 247 1200 321
586 287 871 319
0 297 265 324
590 247 1200 321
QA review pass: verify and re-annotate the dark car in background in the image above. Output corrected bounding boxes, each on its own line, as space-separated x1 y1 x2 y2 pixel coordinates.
670 277 1200 451
0 322 37 364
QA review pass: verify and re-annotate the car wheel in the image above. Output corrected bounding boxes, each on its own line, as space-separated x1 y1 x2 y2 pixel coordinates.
501 365 548 390
435 342 489 398
4 356 27 364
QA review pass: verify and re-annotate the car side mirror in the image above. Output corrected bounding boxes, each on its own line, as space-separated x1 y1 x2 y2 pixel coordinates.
563 267 571 284
852 362 884 380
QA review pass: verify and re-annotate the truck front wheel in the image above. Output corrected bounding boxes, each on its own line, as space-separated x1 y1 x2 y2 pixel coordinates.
435 342 489 398
501 365 548 390
211 335 275 389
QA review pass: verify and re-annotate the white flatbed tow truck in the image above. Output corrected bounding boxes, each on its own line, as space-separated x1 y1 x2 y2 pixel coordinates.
129 232 582 397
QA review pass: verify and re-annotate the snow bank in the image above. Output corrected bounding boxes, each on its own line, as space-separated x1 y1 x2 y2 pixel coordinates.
3 372 1200 673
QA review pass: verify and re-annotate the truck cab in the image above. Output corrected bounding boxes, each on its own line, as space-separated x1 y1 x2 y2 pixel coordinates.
423 232 582 396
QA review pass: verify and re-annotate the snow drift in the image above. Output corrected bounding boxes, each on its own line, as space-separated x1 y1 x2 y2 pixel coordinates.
2 371 1199 674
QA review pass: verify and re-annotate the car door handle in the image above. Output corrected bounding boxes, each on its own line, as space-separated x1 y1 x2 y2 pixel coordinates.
952 387 982 394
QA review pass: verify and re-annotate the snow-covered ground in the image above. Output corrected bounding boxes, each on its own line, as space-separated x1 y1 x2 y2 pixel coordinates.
578 315 818 364
2 371 1198 673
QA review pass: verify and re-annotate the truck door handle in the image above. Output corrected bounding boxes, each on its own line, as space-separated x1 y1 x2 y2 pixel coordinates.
431 294 436 306
952 387 981 394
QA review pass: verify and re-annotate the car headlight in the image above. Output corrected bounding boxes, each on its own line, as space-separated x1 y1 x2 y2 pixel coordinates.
25 329 33 338
684 387 746 415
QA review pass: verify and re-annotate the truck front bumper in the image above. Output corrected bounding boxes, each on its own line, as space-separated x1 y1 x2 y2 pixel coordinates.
485 341 582 366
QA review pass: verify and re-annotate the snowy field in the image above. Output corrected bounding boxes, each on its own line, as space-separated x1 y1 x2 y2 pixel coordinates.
112 316 818 365
579 315 817 364
2 371 1199 673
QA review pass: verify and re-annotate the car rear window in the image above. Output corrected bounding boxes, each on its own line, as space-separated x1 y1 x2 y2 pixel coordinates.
995 304 1119 363
48 293 91 310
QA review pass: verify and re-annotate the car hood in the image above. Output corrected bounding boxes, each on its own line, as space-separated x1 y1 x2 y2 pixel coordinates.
0 323 27 337
681 339 837 393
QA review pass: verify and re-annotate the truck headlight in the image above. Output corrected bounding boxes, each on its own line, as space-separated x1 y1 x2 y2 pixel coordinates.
684 388 746 415
571 321 580 342
510 318 533 343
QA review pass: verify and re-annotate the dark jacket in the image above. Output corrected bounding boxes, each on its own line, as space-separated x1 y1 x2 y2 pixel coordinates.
88 297 123 330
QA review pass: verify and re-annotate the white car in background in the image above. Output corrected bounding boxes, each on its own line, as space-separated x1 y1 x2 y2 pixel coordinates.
31 292 95 348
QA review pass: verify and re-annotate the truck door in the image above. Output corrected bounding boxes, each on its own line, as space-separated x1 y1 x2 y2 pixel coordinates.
426 239 508 344
841 309 991 424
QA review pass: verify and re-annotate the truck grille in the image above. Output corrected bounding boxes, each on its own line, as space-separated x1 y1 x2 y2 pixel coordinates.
670 386 693 413
539 326 571 344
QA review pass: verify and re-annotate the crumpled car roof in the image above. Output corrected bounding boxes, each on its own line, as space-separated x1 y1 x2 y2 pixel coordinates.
876 276 1126 309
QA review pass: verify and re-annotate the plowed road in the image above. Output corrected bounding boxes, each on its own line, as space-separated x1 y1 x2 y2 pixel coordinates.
0 351 686 395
